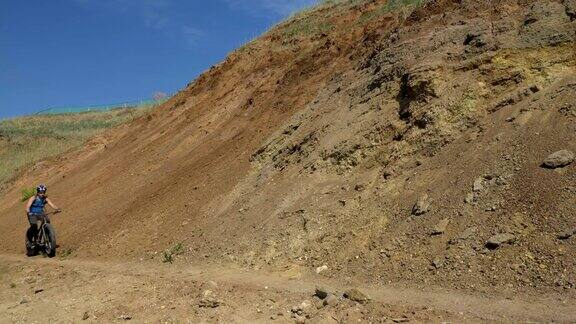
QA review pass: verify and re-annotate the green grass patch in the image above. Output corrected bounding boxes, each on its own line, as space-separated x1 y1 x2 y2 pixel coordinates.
0 107 152 191
162 242 185 264
59 248 74 258
21 187 36 202
283 20 334 38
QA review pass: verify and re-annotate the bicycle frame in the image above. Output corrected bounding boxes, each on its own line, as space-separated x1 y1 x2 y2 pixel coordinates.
34 210 59 251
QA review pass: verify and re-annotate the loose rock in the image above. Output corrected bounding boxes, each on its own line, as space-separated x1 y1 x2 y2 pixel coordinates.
542 150 574 169
431 257 445 269
323 294 339 307
486 233 516 249
314 286 329 299
343 288 369 304
315 265 328 274
412 194 430 216
473 178 484 192
459 227 477 240
198 290 221 308
557 228 576 240
431 218 449 235
291 300 313 316
464 192 476 204
293 315 307 324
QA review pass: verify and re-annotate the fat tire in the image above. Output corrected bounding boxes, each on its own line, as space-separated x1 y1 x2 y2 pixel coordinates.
43 224 57 258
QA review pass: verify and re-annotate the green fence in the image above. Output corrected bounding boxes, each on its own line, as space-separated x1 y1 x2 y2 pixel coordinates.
36 97 169 115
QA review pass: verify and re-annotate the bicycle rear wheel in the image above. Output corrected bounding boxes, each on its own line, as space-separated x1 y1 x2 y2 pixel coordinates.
43 224 57 258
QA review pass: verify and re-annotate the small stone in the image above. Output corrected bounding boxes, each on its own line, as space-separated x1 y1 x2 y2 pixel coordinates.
431 257 444 269
542 150 575 169
557 228 576 240
343 288 369 304
431 218 449 235
198 298 220 308
486 233 516 249
312 298 324 309
485 206 497 212
315 265 328 274
392 317 410 323
495 176 507 186
314 286 329 299
464 192 475 204
34 288 44 294
323 294 339 307
198 290 220 308
412 194 430 216
82 311 90 320
473 178 484 192
293 315 307 324
450 227 477 244
459 227 477 240
291 300 313 316
118 314 132 320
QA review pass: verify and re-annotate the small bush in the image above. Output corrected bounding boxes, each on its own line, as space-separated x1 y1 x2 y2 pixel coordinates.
21 187 36 202
162 243 185 264
59 248 74 258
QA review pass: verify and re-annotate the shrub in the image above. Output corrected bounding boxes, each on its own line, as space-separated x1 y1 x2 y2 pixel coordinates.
21 187 36 202
162 243 185 263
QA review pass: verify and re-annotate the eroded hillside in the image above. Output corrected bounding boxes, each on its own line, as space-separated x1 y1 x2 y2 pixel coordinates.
1 0 575 301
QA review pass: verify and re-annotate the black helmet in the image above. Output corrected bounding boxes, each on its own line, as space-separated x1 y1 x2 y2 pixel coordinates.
36 184 47 194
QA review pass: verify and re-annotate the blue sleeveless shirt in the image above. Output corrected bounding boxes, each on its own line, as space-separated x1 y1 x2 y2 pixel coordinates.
29 196 46 214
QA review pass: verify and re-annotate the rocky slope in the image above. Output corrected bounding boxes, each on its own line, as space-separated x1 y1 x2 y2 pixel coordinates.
0 0 575 299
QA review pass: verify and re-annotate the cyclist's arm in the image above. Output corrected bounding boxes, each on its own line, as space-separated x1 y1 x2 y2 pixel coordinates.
25 196 34 213
46 198 60 211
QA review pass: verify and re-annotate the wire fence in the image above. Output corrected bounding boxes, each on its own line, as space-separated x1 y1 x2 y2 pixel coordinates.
35 97 170 115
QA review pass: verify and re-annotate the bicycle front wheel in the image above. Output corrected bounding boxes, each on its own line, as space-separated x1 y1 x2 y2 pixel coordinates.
43 224 57 258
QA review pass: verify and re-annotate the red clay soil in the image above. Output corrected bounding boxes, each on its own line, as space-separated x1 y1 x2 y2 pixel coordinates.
1 0 575 322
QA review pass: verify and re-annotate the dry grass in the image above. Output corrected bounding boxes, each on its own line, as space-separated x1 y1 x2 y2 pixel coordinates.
267 0 428 41
0 108 151 190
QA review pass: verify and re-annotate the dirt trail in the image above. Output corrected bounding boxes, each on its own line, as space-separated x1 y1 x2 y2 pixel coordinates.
1 254 575 323
1 0 575 322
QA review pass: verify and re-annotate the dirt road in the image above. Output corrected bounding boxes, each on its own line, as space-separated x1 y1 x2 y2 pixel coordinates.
1 254 574 323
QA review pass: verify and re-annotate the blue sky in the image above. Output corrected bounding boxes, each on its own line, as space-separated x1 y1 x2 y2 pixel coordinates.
0 0 318 119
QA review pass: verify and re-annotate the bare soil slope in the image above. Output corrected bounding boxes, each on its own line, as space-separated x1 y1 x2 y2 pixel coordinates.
1 0 575 320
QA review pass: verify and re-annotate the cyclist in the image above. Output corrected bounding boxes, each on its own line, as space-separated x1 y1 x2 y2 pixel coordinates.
25 184 61 253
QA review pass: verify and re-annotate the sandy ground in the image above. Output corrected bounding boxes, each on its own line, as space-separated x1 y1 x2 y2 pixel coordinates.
1 254 575 323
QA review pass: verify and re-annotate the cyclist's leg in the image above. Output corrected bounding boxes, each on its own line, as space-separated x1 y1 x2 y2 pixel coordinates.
26 214 39 244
